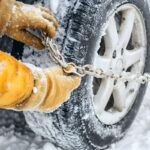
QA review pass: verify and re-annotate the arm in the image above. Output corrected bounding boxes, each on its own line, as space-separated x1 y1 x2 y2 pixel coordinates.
0 51 80 112
0 1 81 112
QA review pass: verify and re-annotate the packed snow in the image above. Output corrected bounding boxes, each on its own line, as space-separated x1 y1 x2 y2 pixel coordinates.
108 84 150 150
0 83 149 150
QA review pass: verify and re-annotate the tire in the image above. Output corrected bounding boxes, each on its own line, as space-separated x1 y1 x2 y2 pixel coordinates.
24 0 150 149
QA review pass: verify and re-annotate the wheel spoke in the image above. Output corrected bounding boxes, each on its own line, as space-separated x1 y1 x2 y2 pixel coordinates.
105 16 119 54
94 79 114 114
95 55 111 71
113 81 126 111
119 9 135 49
123 47 144 69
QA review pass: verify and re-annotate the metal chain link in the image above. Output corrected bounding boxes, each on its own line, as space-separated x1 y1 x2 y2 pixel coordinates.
42 36 150 84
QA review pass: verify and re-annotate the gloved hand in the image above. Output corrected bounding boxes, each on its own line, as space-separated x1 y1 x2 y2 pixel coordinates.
16 65 81 112
0 51 81 112
0 0 58 49
40 66 81 112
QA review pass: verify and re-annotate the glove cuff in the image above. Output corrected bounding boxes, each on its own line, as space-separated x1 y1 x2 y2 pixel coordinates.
15 63 48 111
0 0 16 35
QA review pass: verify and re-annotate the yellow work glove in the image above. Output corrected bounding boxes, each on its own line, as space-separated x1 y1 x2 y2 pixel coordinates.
16 65 81 112
0 0 58 49
0 51 81 112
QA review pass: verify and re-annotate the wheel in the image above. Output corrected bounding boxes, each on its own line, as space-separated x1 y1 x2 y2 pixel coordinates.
93 4 147 125
24 0 150 149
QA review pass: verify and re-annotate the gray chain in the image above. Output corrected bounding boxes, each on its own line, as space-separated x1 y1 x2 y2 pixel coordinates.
43 36 150 84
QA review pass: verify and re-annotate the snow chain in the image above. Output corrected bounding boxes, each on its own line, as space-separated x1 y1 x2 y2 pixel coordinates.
43 36 150 84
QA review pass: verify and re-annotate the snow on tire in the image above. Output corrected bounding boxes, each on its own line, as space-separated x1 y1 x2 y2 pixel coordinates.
24 0 150 149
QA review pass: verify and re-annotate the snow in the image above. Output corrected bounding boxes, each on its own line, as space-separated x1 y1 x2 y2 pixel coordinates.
0 83 149 150
108 84 150 150
21 5 41 14
7 83 12 88
49 0 59 13
33 87 38 94
0 133 58 150
0 61 6 71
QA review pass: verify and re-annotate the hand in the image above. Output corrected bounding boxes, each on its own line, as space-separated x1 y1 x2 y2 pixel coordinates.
5 2 58 49
0 51 81 112
13 65 81 112
39 66 81 112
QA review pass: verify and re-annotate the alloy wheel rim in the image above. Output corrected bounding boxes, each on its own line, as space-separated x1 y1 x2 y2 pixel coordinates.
93 4 147 125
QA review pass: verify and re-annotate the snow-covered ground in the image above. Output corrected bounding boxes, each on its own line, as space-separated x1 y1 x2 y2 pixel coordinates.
109 84 150 150
0 84 150 150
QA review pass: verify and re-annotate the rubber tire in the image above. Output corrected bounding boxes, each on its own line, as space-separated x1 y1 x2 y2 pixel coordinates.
25 0 150 149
